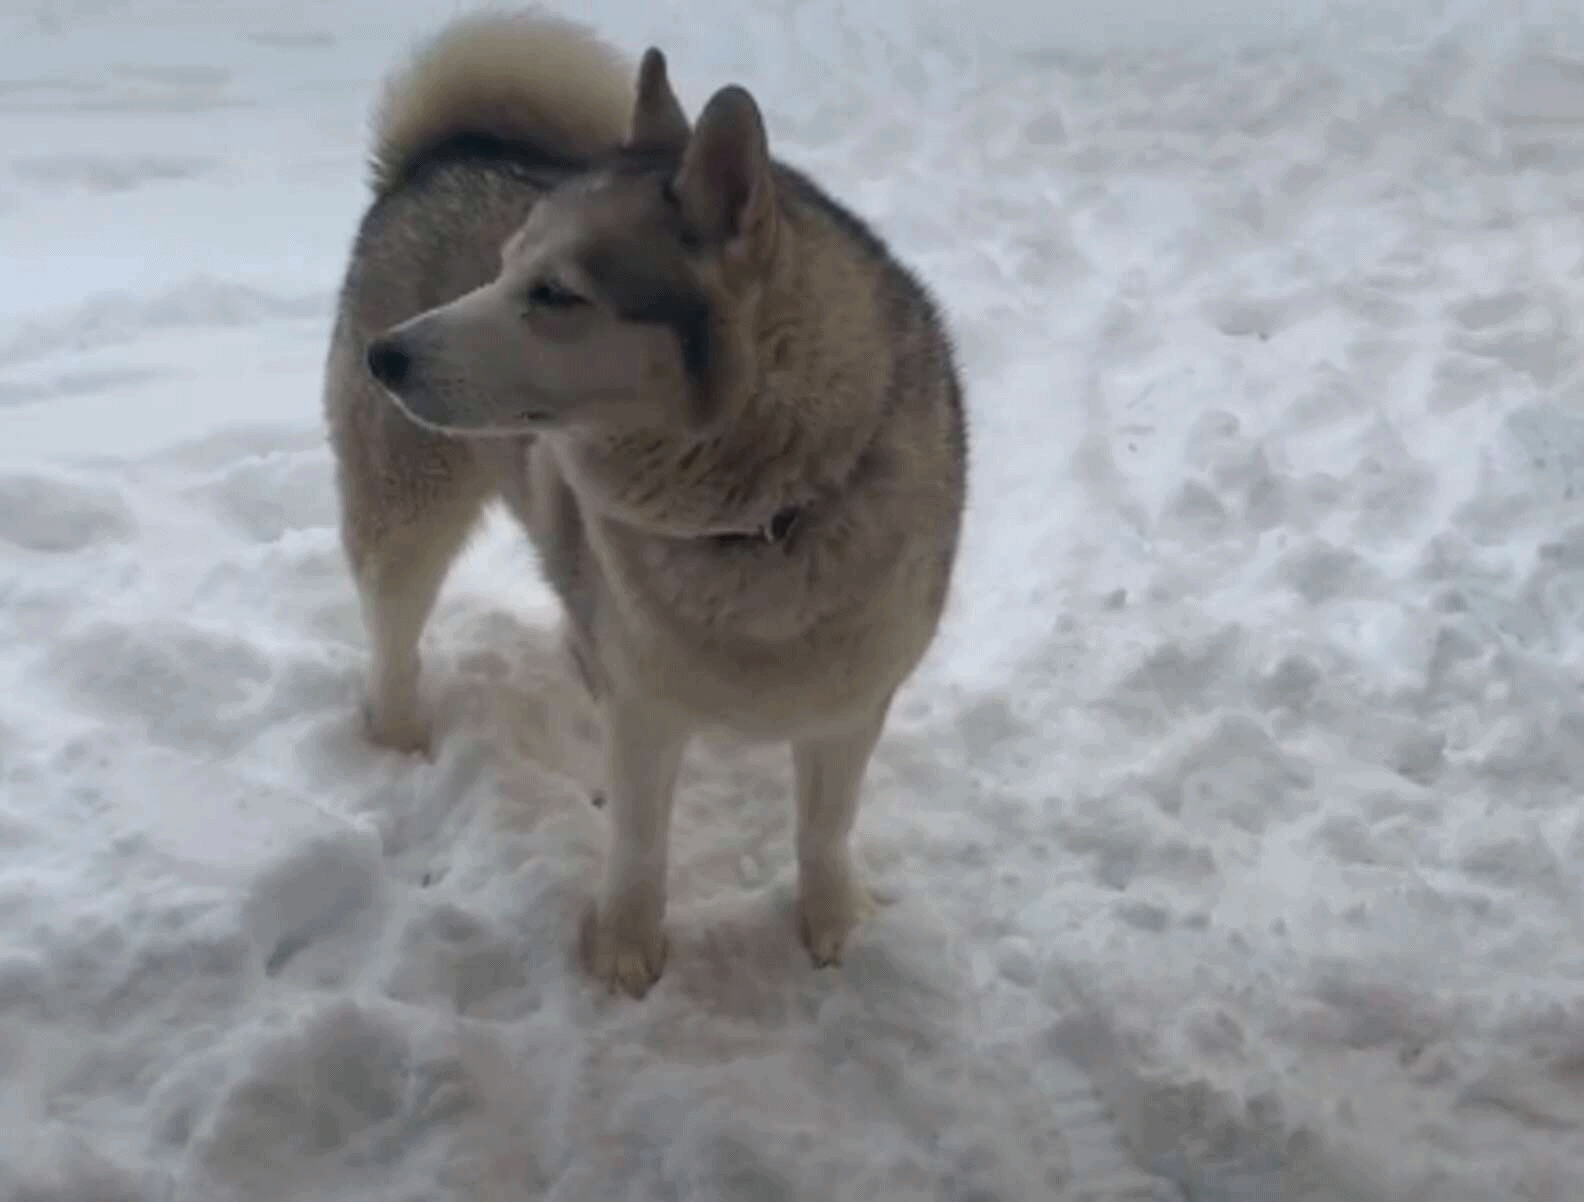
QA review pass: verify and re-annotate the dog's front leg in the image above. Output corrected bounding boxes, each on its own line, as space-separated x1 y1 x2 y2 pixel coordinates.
792 702 888 967
584 696 689 998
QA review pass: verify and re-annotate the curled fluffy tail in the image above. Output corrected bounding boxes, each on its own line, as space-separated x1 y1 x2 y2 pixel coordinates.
368 8 636 197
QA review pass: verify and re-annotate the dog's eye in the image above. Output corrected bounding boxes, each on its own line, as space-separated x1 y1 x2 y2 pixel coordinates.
526 280 588 310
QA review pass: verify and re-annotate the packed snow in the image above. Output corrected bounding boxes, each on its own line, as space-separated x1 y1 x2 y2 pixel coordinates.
3 0 1584 1198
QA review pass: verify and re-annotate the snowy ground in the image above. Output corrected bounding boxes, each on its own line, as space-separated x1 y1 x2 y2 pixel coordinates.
3 0 1584 1198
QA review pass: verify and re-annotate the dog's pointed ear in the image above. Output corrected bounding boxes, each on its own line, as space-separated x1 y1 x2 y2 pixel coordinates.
627 48 690 155
674 85 776 260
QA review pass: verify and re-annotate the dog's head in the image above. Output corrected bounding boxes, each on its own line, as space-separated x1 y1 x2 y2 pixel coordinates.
365 50 780 438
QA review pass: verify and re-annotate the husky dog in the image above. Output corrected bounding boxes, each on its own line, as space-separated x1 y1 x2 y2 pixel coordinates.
324 9 967 997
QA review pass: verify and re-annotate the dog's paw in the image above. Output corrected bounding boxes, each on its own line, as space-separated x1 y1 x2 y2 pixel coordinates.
797 861 874 968
361 698 433 757
582 899 668 998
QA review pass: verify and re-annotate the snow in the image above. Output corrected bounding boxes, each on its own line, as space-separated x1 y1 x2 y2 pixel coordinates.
2 0 1583 1197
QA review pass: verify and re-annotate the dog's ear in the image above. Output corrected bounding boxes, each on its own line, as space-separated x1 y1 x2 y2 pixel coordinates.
626 48 690 155
674 85 776 262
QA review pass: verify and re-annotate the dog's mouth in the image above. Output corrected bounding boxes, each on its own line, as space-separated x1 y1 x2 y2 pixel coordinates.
377 389 556 438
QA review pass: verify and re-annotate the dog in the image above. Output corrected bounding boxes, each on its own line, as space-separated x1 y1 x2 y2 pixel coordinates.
323 9 968 998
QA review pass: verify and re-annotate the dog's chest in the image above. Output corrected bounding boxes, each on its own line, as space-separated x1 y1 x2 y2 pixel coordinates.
583 521 886 731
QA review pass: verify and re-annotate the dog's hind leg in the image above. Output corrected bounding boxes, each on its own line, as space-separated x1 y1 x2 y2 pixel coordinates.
792 701 890 967
333 384 498 754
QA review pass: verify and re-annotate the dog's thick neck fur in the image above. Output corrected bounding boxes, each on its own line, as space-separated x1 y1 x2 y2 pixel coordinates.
549 174 892 543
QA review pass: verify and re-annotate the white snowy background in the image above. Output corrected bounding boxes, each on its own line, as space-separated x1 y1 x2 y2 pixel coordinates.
2 0 1583 1198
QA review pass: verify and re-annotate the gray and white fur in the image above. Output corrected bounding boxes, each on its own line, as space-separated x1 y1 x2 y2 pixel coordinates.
324 9 968 997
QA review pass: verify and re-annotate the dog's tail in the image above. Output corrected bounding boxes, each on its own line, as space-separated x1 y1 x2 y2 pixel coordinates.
367 9 636 198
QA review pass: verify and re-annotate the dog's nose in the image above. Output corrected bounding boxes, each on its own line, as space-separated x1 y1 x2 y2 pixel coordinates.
366 337 411 389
